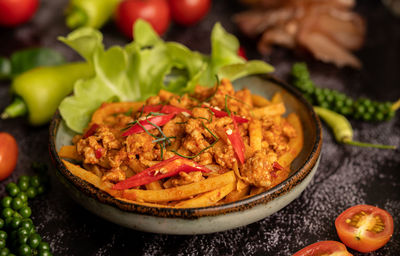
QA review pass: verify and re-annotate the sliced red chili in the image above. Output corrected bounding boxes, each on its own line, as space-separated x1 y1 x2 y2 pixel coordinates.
226 117 245 164
142 104 192 116
122 113 175 137
95 148 103 159
142 104 163 113
208 107 248 123
112 156 211 190
160 105 192 115
83 123 99 138
273 161 283 170
237 46 247 60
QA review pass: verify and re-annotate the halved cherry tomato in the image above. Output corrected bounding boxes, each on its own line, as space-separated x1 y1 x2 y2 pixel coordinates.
0 132 18 180
335 204 394 253
0 0 39 27
293 241 353 256
168 0 211 26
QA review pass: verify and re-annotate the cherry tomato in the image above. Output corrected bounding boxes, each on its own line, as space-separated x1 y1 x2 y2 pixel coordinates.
168 0 211 26
0 132 18 180
335 204 394 253
0 0 39 27
115 0 171 38
293 241 353 256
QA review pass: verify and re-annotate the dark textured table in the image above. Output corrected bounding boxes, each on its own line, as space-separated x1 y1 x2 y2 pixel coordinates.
0 0 399 255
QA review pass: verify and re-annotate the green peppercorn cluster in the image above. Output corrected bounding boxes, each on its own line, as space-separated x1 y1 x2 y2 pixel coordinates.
291 63 396 121
0 164 52 256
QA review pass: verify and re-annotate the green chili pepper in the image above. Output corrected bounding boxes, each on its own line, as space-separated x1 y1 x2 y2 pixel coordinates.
314 106 396 149
65 0 122 29
1 62 94 126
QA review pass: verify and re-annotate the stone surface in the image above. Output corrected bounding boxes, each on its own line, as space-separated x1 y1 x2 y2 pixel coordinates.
0 0 399 255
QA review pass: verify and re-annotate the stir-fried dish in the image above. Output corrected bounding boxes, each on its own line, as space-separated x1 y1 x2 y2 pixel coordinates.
59 78 303 208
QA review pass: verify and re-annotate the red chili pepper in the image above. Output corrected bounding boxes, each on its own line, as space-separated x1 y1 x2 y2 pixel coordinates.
112 156 211 190
160 105 192 115
122 113 175 137
95 148 103 159
272 162 283 170
83 123 99 138
208 107 249 123
142 104 163 113
226 116 246 164
142 104 192 116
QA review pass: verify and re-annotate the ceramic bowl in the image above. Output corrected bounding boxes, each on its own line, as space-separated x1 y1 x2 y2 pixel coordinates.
49 74 322 235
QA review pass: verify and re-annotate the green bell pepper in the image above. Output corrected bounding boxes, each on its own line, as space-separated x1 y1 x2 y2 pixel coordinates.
1 62 94 125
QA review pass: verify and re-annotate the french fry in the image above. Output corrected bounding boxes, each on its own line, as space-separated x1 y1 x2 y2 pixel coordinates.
251 103 286 119
58 145 80 160
225 180 250 203
175 182 236 208
90 102 143 125
278 113 303 167
251 94 270 107
249 119 262 152
120 171 236 203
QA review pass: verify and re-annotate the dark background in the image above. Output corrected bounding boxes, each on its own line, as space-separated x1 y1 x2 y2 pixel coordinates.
0 0 399 255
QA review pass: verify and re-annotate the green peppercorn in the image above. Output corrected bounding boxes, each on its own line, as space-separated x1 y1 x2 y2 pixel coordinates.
10 216 22 230
26 187 37 199
16 192 29 203
0 231 7 241
11 197 24 211
0 239 5 249
28 233 41 249
19 206 32 218
38 251 52 256
0 220 4 230
1 197 12 208
2 208 14 219
29 176 41 188
38 242 50 252
37 186 45 195
18 244 32 256
0 248 9 256
6 183 20 197
19 219 34 233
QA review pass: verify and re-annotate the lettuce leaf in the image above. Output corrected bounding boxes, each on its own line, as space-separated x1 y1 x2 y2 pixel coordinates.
59 20 274 133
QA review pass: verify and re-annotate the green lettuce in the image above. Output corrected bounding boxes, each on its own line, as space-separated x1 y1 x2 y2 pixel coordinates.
59 20 274 133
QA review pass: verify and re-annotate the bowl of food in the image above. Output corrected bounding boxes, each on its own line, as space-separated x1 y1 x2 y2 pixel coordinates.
49 75 322 234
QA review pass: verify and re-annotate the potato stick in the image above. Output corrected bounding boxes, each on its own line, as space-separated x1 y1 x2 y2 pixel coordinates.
249 119 262 152
251 94 270 107
145 181 163 190
158 89 175 101
58 145 80 160
115 197 174 208
175 182 236 208
120 171 236 203
278 113 303 167
251 103 286 119
62 160 110 191
225 180 250 203
271 92 283 104
91 102 143 124
250 186 266 196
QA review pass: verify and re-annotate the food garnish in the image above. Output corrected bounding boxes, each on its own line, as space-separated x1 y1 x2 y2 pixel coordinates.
335 205 394 253
291 62 399 122
58 19 274 133
235 0 365 68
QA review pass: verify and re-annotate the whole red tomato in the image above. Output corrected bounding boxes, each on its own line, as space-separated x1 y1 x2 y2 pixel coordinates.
115 0 171 38
0 0 39 27
0 132 18 180
168 0 211 26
